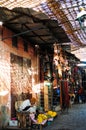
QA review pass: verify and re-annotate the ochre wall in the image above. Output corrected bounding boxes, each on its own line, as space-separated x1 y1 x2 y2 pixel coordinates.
0 27 40 117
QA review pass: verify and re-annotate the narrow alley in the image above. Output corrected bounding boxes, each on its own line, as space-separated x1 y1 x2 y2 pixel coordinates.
0 1 86 130
43 103 86 130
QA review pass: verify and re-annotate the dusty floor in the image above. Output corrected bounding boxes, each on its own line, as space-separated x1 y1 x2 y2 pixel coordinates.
43 103 86 130
1 103 86 130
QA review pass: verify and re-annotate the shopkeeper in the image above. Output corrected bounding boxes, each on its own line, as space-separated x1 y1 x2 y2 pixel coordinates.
18 97 37 113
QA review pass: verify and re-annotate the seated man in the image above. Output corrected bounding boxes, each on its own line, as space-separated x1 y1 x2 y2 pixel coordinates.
19 97 37 113
19 99 31 111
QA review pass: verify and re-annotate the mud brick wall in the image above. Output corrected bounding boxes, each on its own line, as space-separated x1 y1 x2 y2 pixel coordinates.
0 27 39 117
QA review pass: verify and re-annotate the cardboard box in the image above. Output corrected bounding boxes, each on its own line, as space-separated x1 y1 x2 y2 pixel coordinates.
9 120 18 126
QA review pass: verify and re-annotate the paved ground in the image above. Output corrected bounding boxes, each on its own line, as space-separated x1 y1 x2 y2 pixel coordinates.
43 103 86 130
1 103 86 130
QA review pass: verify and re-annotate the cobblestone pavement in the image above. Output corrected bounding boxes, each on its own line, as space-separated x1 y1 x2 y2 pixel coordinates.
43 103 86 130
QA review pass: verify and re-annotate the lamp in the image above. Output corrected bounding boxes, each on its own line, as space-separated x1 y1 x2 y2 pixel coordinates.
0 21 3 40
0 21 3 26
76 7 86 32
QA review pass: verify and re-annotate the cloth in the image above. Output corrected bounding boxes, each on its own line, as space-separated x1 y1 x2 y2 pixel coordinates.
19 99 31 111
61 80 70 109
26 105 37 113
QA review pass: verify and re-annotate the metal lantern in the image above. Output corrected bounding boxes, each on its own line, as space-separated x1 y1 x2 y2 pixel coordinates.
76 7 86 32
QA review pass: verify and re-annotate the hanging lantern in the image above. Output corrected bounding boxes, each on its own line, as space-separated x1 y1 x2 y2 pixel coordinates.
76 7 86 32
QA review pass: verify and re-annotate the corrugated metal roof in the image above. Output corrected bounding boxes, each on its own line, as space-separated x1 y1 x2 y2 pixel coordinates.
0 7 70 47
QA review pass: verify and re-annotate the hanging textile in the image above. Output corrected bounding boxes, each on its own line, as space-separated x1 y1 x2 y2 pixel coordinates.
60 80 69 110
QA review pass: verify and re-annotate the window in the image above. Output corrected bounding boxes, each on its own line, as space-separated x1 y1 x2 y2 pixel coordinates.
23 41 28 52
12 36 18 48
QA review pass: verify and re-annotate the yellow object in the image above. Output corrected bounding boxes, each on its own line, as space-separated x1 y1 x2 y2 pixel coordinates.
37 111 57 124
46 110 57 117
37 114 47 124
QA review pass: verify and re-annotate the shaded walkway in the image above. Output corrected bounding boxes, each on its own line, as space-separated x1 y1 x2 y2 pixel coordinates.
43 104 86 130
